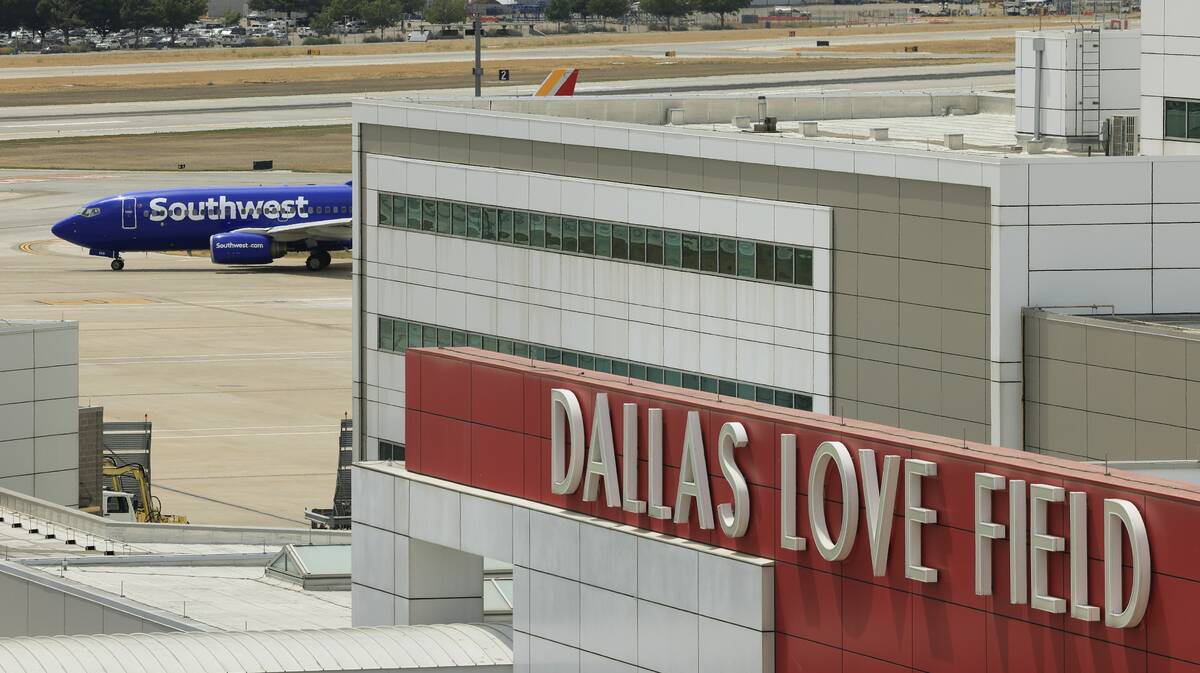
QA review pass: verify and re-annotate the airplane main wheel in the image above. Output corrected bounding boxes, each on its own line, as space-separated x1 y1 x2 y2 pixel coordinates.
306 251 331 271
110 258 125 271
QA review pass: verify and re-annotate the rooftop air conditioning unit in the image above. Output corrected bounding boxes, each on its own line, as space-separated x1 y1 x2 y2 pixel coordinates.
1107 116 1139 156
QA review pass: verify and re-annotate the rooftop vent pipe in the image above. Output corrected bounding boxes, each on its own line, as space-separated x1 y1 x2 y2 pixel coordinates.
1032 37 1045 141
757 96 767 123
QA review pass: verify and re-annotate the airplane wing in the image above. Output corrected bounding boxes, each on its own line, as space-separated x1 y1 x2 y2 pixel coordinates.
230 217 352 243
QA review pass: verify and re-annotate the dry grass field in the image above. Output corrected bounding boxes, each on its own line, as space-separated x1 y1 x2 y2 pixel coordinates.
0 125 352 172
0 54 994 106
0 16 1071 70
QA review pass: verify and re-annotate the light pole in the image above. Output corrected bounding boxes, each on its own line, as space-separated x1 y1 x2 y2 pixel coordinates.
473 15 483 97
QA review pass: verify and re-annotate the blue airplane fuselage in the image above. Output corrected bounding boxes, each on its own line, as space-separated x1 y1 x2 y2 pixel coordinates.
51 183 353 255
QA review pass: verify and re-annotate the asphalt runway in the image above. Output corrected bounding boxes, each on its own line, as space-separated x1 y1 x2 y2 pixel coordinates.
0 62 1014 141
0 27 1021 79
0 169 353 527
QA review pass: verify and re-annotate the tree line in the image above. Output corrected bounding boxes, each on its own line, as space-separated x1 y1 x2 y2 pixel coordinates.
0 0 209 38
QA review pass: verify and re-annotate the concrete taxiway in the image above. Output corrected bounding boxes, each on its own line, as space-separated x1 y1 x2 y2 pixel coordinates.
0 169 352 527
0 62 1014 141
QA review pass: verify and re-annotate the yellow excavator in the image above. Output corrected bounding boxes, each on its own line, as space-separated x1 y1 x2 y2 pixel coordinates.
87 458 188 524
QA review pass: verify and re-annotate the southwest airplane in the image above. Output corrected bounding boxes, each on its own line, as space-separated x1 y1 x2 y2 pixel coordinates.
50 69 581 271
51 183 352 271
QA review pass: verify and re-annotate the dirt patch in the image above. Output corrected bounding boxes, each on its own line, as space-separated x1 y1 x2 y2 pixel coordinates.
0 125 352 172
795 37 1015 55
0 16 1070 69
0 55 994 107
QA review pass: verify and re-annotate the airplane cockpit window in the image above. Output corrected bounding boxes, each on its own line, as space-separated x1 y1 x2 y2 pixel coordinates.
78 207 102 218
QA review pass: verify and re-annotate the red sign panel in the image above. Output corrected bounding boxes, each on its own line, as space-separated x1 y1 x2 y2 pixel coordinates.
404 347 1200 673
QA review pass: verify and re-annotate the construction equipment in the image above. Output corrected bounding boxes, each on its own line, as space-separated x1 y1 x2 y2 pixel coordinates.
98 458 188 524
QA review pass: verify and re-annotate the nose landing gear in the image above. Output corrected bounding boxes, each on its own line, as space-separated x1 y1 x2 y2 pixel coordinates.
305 250 332 271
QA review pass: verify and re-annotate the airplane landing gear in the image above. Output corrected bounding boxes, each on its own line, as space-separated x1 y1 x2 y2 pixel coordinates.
305 250 331 271
110 257 125 271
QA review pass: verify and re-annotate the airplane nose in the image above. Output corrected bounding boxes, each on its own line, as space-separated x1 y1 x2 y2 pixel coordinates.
51 217 75 242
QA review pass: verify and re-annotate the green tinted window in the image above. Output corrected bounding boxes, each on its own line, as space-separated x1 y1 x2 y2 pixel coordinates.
700 377 718 393
421 199 436 231
611 360 628 377
737 382 755 400
794 248 813 286
701 236 719 272
629 227 646 262
595 222 612 257
1190 101 1200 139
629 363 646 380
379 317 394 350
681 373 699 389
451 203 466 236
680 233 698 269
407 197 421 229
422 325 436 347
482 208 498 240
452 331 467 347
437 328 452 347
378 193 392 226
579 220 595 255
663 229 684 267
482 335 498 351
1166 99 1188 138
498 210 513 243
466 205 482 238
755 243 774 281
546 216 562 250
646 229 664 265
664 369 681 387
774 390 793 408
436 201 452 234
737 241 755 278
594 358 611 373
514 342 530 358
561 351 577 367
530 213 545 247
562 218 578 252
467 333 483 348
409 323 422 348
499 339 515 355
394 321 408 352
514 211 530 245
718 238 737 275
647 367 664 384
775 246 794 284
545 348 561 364
718 379 736 396
611 224 629 259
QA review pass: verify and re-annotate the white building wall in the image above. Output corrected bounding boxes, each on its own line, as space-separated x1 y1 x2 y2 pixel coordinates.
1141 0 1200 155
1015 29 1141 141
359 155 832 453
0 321 79 507
351 464 774 673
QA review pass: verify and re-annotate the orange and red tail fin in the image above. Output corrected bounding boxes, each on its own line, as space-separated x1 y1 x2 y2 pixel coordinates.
533 67 579 96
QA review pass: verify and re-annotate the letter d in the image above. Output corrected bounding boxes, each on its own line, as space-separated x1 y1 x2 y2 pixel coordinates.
550 389 585 495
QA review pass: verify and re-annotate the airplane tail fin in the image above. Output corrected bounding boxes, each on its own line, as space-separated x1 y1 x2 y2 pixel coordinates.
533 67 579 97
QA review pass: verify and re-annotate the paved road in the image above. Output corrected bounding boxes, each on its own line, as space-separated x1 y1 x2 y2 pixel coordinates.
0 61 1013 141
0 27 1021 79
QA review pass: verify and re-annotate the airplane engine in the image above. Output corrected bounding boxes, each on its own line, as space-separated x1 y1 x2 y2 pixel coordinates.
209 232 286 265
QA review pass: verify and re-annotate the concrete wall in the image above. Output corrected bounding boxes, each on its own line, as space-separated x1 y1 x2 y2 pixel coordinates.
1141 0 1200 155
1024 309 1200 461
354 102 996 456
0 486 350 546
352 465 775 673
0 321 80 507
0 562 190 638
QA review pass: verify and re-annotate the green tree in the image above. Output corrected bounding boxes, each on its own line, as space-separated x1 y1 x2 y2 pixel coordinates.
586 0 627 25
0 0 40 35
314 0 365 33
120 0 159 43
77 0 124 37
152 0 207 42
423 0 465 26
396 0 423 30
639 0 689 27
544 0 571 26
692 0 741 26
359 0 404 35
221 9 243 26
